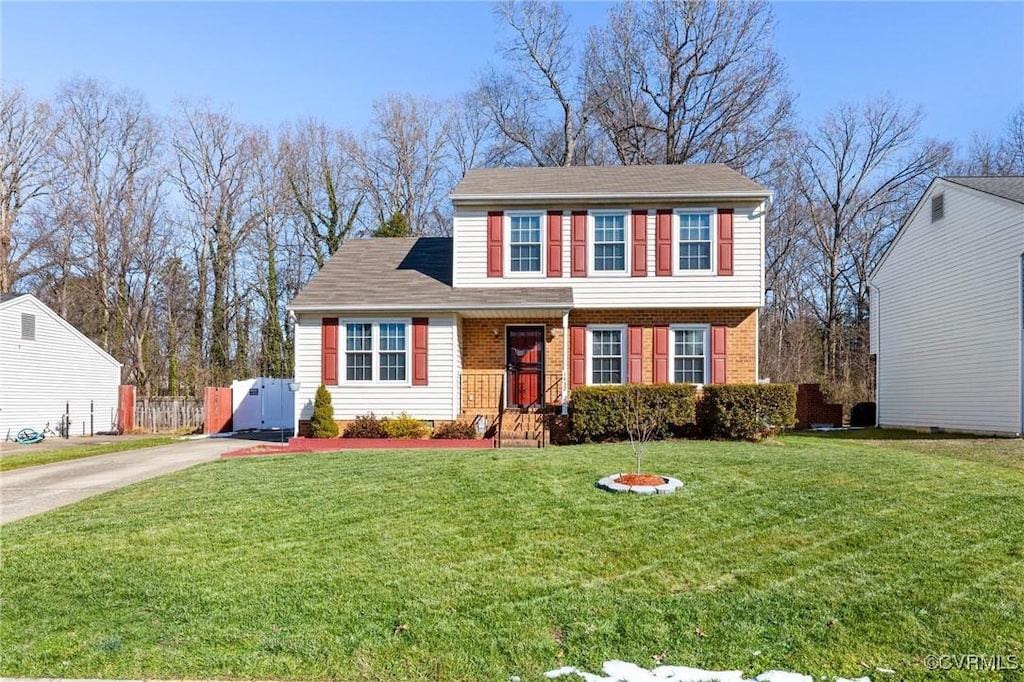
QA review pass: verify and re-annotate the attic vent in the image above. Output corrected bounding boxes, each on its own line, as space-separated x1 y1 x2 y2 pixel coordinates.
21 313 35 340
931 193 945 222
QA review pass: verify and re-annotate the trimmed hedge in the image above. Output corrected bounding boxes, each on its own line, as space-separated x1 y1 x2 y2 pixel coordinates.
697 384 797 440
570 384 698 443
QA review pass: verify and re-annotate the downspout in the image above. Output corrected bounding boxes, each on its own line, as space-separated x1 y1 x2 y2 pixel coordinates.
561 310 569 416
872 284 881 428
1020 254 1023 436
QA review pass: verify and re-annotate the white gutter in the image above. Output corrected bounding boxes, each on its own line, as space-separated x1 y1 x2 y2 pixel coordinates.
450 190 773 203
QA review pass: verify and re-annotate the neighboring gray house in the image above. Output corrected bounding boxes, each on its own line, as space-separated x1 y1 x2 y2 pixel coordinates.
0 293 122 439
869 176 1024 436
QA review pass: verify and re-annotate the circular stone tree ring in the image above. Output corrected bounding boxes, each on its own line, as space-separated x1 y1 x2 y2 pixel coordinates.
596 474 683 495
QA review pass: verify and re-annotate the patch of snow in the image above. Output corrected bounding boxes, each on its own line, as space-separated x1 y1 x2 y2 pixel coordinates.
756 672 813 682
544 661 870 682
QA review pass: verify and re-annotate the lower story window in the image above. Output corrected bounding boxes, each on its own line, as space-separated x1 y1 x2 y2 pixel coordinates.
673 327 707 384
591 328 624 384
343 321 408 383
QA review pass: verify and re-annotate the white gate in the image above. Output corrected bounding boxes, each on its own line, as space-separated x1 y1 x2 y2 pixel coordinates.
231 378 296 431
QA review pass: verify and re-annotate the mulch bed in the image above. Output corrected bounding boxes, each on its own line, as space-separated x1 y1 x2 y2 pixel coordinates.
614 473 668 486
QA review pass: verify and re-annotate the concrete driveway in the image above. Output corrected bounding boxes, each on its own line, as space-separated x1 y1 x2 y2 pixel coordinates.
0 437 243 524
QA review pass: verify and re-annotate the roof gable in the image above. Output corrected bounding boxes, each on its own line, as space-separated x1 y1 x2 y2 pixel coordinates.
944 176 1024 204
0 294 121 368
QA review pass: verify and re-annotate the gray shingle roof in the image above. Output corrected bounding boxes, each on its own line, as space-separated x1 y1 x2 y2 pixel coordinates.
290 238 573 311
945 176 1024 204
0 293 24 303
450 164 769 202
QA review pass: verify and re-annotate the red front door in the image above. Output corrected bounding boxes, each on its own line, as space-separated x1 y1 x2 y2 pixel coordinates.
506 326 544 408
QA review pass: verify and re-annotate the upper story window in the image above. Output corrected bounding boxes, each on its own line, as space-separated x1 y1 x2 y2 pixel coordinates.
592 213 626 272
677 210 713 272
672 326 708 385
344 321 408 383
509 214 542 273
588 326 626 385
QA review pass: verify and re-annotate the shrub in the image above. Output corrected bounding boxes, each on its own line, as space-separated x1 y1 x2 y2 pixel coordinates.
570 384 698 443
382 412 431 439
309 384 339 438
432 421 479 439
850 402 877 427
342 413 385 439
697 384 797 441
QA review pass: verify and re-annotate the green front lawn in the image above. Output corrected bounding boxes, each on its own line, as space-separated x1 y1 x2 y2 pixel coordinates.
2 434 1022 681
0 436 178 471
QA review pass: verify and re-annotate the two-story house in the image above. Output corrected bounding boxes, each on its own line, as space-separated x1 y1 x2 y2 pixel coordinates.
289 164 770 439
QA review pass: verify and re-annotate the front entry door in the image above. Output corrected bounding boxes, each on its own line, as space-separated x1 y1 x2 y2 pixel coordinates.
506 326 545 408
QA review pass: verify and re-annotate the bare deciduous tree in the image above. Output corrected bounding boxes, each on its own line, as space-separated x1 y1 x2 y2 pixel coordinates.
358 94 452 235
478 0 595 166
1 88 54 293
786 96 951 389
956 105 1024 175
171 102 261 388
585 0 792 175
279 119 363 272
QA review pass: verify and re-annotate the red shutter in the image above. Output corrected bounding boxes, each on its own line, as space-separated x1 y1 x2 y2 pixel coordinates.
711 325 728 384
547 210 563 277
487 211 503 277
570 325 586 388
717 208 734 276
412 317 429 386
628 325 644 383
631 210 647 277
321 317 339 385
653 325 669 383
571 211 587 277
656 209 672 276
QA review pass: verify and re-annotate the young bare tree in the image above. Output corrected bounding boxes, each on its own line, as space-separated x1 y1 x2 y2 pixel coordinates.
358 94 452 235
477 0 597 167
786 97 951 393
584 0 792 176
0 88 55 293
279 119 363 273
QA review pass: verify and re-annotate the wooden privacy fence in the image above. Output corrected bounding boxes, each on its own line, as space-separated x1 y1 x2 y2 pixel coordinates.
134 396 204 433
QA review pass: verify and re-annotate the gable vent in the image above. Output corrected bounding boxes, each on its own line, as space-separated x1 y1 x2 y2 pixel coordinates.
931 193 944 222
21 313 35 340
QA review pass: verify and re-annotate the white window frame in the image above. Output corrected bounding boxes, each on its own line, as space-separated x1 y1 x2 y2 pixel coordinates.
588 210 631 276
586 324 628 385
668 324 710 387
673 208 716 275
505 211 546 277
341 318 412 386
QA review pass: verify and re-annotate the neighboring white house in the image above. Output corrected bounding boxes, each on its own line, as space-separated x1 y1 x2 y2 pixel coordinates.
869 176 1024 436
0 293 122 440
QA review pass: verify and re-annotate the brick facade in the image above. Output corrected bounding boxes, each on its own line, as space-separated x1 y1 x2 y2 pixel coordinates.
459 308 758 414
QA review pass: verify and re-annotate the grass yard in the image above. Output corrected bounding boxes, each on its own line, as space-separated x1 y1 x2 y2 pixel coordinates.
1 433 1022 681
0 436 179 471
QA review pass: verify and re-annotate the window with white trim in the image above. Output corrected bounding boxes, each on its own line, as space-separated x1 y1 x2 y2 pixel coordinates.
671 326 709 385
589 326 626 384
677 211 713 271
592 213 626 272
509 213 542 273
344 321 408 383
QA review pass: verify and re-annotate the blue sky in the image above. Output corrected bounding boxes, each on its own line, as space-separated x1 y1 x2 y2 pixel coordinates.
2 1 1022 150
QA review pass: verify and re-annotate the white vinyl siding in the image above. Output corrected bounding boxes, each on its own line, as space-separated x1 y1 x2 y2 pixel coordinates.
0 295 121 438
452 204 764 308
295 313 457 421
870 181 1024 435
